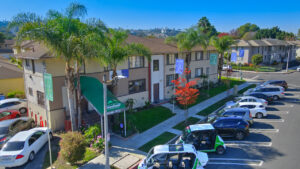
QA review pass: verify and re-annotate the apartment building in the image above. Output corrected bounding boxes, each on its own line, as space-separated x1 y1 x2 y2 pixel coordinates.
231 39 296 64
0 40 14 59
15 35 218 131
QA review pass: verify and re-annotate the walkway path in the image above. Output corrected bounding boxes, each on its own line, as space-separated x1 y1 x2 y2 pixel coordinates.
110 82 251 149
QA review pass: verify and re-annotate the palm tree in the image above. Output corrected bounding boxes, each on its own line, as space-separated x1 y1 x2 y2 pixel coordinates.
10 3 89 131
210 35 235 83
165 28 203 81
95 29 151 95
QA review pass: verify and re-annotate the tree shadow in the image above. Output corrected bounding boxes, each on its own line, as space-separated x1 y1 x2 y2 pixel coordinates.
268 102 285 106
266 107 279 111
223 132 272 142
284 93 294 96
265 114 282 119
251 121 275 129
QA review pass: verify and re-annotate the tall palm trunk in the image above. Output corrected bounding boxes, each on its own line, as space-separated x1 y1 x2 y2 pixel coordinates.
111 68 118 95
75 61 82 129
218 53 223 83
66 62 77 131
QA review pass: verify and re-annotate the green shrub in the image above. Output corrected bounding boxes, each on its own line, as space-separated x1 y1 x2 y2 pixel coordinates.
90 135 104 151
6 91 25 99
59 132 86 165
251 54 263 66
84 124 101 144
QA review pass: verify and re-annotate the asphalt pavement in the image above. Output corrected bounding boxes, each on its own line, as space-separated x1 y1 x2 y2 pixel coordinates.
206 71 300 169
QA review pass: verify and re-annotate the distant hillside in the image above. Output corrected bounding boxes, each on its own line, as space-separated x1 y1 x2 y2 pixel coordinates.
129 28 182 38
0 21 16 40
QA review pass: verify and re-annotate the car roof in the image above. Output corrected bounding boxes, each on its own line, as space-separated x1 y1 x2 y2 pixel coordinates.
0 117 30 127
0 98 21 105
8 127 48 142
189 123 214 131
238 96 258 99
153 144 195 154
239 102 263 105
224 107 249 112
216 116 244 121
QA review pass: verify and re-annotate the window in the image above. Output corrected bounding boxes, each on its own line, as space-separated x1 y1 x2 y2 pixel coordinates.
37 91 45 106
128 79 146 94
166 54 177 65
31 60 35 74
129 56 144 68
2 141 25 151
166 74 178 86
185 53 191 64
206 51 210 60
153 60 159 71
195 52 204 61
28 88 33 96
195 68 203 77
206 67 210 76
25 59 30 67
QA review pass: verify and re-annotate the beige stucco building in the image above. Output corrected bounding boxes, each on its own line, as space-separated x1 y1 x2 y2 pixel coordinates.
16 36 218 131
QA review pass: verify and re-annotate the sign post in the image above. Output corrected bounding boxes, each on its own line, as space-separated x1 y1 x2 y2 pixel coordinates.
43 73 53 167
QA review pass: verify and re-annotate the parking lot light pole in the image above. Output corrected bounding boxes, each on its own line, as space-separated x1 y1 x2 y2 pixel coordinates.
103 83 110 169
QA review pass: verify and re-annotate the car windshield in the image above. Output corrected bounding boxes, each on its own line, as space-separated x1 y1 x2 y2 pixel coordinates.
2 141 25 151
146 148 154 161
0 127 9 135
182 127 192 140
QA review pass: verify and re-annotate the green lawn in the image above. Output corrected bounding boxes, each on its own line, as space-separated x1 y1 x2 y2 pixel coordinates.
232 65 281 72
129 106 174 133
173 117 200 131
183 77 245 109
238 84 256 94
138 132 177 153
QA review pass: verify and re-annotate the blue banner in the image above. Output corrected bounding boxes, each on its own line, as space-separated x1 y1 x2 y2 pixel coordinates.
239 49 244 57
231 52 237 62
175 59 184 74
210 53 218 65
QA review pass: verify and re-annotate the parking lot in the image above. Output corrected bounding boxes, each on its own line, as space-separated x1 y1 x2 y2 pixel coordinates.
205 83 300 169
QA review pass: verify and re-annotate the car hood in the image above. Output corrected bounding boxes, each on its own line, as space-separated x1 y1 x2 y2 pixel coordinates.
197 151 208 166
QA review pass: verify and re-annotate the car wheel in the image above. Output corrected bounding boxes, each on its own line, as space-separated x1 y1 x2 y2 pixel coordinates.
19 108 27 114
235 131 245 140
216 146 225 155
273 95 279 100
256 112 263 119
29 152 35 161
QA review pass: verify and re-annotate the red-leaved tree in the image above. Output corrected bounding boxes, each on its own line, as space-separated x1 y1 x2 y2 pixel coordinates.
172 68 199 124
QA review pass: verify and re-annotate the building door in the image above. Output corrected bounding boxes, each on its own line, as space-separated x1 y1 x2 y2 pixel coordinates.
154 83 160 103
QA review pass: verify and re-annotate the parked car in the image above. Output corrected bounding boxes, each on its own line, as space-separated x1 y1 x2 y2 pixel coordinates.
238 102 267 118
176 123 226 155
218 107 253 126
243 85 284 100
260 80 288 90
0 110 21 122
0 127 52 167
212 117 249 140
222 65 232 71
138 144 208 169
247 93 274 103
0 117 35 148
0 99 27 114
297 66 300 72
225 96 268 108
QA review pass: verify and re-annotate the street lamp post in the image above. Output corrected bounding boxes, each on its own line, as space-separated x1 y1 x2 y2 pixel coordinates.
103 83 110 169
286 47 291 73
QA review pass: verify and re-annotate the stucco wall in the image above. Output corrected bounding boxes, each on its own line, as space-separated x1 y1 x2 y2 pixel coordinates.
0 78 24 95
117 91 148 108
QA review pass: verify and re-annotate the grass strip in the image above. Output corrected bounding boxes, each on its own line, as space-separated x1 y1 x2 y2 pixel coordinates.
138 132 177 153
172 117 200 131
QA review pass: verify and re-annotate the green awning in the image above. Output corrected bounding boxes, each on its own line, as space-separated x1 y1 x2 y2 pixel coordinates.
79 76 125 115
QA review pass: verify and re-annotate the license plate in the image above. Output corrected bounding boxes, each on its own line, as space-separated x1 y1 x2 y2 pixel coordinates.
1 156 13 161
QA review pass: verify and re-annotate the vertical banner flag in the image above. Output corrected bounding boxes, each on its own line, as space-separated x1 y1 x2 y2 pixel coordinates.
210 53 218 65
109 69 129 80
231 52 237 62
43 73 53 101
175 59 184 74
239 49 244 57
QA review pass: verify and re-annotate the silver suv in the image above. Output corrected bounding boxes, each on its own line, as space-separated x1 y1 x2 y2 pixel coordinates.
243 85 284 100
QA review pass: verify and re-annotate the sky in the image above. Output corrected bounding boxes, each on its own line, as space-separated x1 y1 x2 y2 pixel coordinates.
0 0 300 33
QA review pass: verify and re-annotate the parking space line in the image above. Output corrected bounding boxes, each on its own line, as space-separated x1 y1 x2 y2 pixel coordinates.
250 128 279 133
255 119 284 123
225 141 272 147
269 111 289 114
208 158 264 166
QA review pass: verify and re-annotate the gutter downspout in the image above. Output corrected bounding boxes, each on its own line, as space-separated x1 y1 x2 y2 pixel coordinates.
148 61 151 102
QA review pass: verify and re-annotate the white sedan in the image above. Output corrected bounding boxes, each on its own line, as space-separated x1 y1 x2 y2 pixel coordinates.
0 127 52 167
238 102 267 118
226 96 268 109
0 98 28 114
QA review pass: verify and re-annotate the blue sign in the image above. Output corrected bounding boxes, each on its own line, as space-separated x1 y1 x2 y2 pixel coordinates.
210 53 218 65
239 49 244 57
231 52 237 62
175 59 184 74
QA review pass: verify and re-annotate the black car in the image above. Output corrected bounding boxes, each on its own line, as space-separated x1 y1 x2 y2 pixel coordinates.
212 117 249 140
261 80 288 90
248 93 273 103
